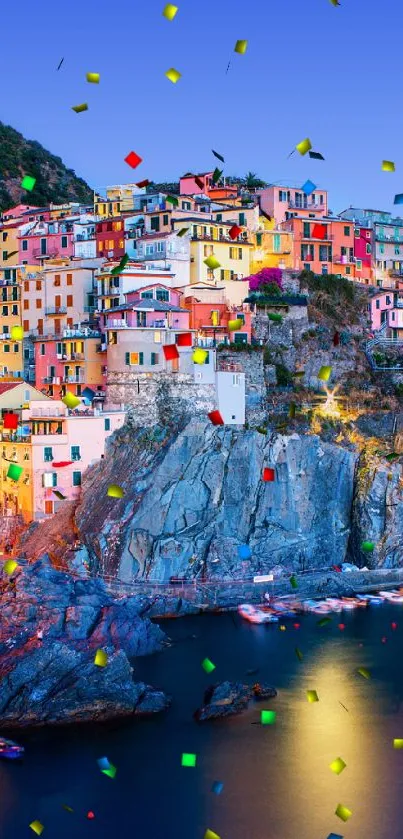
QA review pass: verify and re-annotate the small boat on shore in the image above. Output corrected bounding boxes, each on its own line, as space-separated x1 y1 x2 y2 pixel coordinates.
238 604 279 624
325 598 344 611
356 594 383 605
303 600 333 614
378 591 403 603
0 738 24 760
341 596 369 608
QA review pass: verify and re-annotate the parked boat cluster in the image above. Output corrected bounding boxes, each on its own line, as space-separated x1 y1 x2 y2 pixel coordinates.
238 590 403 624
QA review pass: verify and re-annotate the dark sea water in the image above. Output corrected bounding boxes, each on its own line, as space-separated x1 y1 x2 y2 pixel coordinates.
2 604 403 839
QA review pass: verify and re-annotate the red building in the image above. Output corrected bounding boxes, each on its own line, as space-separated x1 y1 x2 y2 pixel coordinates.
95 217 125 259
353 225 373 284
184 296 252 345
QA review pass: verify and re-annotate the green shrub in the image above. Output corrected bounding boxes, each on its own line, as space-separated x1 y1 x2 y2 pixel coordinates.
275 363 293 387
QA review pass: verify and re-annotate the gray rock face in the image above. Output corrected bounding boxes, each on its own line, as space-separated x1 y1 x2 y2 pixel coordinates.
0 558 169 726
349 456 403 568
0 642 170 727
113 425 356 581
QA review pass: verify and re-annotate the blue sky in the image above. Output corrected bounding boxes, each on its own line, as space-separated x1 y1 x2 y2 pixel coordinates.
3 0 403 214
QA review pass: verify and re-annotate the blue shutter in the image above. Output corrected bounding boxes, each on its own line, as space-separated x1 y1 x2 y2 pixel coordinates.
139 352 144 365
125 352 130 365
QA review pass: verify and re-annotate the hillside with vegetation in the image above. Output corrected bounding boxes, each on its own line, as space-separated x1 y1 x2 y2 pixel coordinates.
0 121 93 211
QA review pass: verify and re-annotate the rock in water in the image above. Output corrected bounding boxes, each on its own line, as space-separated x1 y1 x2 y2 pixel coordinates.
194 680 277 721
0 641 170 727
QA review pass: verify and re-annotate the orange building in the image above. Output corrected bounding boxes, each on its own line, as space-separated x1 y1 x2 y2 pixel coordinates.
184 296 252 345
281 216 355 279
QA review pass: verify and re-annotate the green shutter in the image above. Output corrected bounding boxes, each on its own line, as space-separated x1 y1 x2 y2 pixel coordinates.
139 352 144 365
52 473 57 487
256 233 262 246
239 213 245 225
125 352 130 365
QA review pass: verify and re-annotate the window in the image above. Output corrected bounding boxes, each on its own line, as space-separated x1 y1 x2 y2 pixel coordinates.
13 344 19 353
380 244 385 254
60 235 68 250
118 239 124 249
354 228 360 238
239 213 245 225
163 214 169 226
320 195 324 204
376 300 380 309
3 344 10 353
126 352 144 365
150 216 160 232
346 266 351 274
395 247 400 255
386 295 391 304
71 445 81 461
273 233 281 253
156 241 164 253
356 259 362 270
278 190 287 201
344 226 350 236
2 251 7 261
54 274 61 286
366 243 371 254
22 240 28 251
43 472 57 488
2 232 7 241
67 273 72 285
151 352 159 365
232 374 241 386
141 290 153 298
392 312 396 321
23 299 29 310
154 331 161 343
256 232 262 246
303 222 310 238
23 319 29 332
321 265 328 275
67 295 73 307
12 305 18 315
72 471 81 487
40 343 45 356
43 447 53 462
36 280 41 291
104 418 111 431
229 247 242 259
2 305 8 316
36 299 41 309
24 281 29 292
216 214 222 222
156 288 169 301
113 221 122 231
145 244 154 255
234 333 247 345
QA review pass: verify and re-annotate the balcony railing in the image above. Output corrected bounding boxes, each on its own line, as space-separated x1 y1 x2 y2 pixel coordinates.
45 306 67 315
299 233 334 241
43 376 61 384
376 233 403 243
96 344 107 353
33 247 59 258
333 254 354 264
63 375 85 384
288 201 324 210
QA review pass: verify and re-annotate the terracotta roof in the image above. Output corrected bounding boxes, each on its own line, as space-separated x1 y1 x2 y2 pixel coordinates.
0 382 21 395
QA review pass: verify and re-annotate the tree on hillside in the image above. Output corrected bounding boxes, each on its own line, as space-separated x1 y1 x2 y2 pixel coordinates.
245 267 283 295
244 171 267 188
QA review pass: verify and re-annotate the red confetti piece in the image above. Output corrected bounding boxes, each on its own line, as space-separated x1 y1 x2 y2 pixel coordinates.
208 410 224 426
263 468 275 482
293 622 300 629
3 413 18 430
124 151 142 169
229 224 242 240
381 637 387 643
162 344 179 361
338 623 345 631
87 812 95 820
392 622 398 630
176 333 192 347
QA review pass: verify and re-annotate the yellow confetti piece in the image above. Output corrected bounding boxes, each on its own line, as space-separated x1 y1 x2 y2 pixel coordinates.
29 822 44 836
107 484 125 499
329 757 346 775
393 739 403 748
86 72 100 83
382 160 395 172
62 391 81 409
10 325 23 340
163 3 178 19
306 690 319 703
205 831 221 839
192 348 208 365
357 667 371 679
335 804 352 822
3 559 18 575
204 255 221 270
296 138 312 156
279 625 286 631
228 318 243 331
318 365 332 381
165 68 181 83
94 649 108 667
72 103 88 113
234 40 248 54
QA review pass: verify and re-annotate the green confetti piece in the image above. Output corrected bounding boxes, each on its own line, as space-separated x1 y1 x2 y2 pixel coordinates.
290 574 298 589
386 452 400 462
357 667 370 679
268 312 283 322
202 657 216 674
361 541 374 552
318 365 332 381
335 803 352 822
181 753 196 767
393 739 403 748
329 757 346 775
7 463 23 482
101 764 117 778
111 254 129 275
166 194 179 206
289 402 296 418
317 616 332 627
21 175 36 191
261 709 276 725
212 167 223 184
295 647 303 661
204 255 221 270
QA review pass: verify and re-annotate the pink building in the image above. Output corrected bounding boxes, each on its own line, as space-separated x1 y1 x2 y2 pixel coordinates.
33 333 106 400
26 399 125 519
1 205 41 222
369 289 400 331
179 172 214 195
21 263 97 338
259 185 328 225
18 218 75 264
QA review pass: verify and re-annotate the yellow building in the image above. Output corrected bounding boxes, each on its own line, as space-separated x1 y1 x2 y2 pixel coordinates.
94 185 146 217
0 382 51 521
0 221 20 269
176 219 252 286
250 216 294 274
0 266 23 379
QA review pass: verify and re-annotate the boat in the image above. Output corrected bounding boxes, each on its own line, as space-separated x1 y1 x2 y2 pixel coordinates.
0 738 24 760
356 594 383 605
378 591 403 603
325 598 344 612
238 604 279 624
302 600 334 614
341 597 368 608
264 594 299 617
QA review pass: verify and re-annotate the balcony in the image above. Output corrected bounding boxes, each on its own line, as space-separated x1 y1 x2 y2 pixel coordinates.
288 201 324 210
33 247 59 258
84 306 96 313
218 362 243 373
376 233 403 243
96 344 107 353
62 375 85 384
43 376 61 384
299 233 334 241
333 254 354 264
45 306 67 316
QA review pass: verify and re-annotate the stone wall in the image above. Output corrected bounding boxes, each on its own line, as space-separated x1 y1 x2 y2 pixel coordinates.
217 348 267 423
105 371 216 427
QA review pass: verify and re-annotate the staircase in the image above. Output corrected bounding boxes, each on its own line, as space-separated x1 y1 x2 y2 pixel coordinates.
365 324 403 370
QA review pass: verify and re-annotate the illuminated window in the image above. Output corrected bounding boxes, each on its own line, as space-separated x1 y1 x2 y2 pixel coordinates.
154 331 161 343
54 275 61 286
